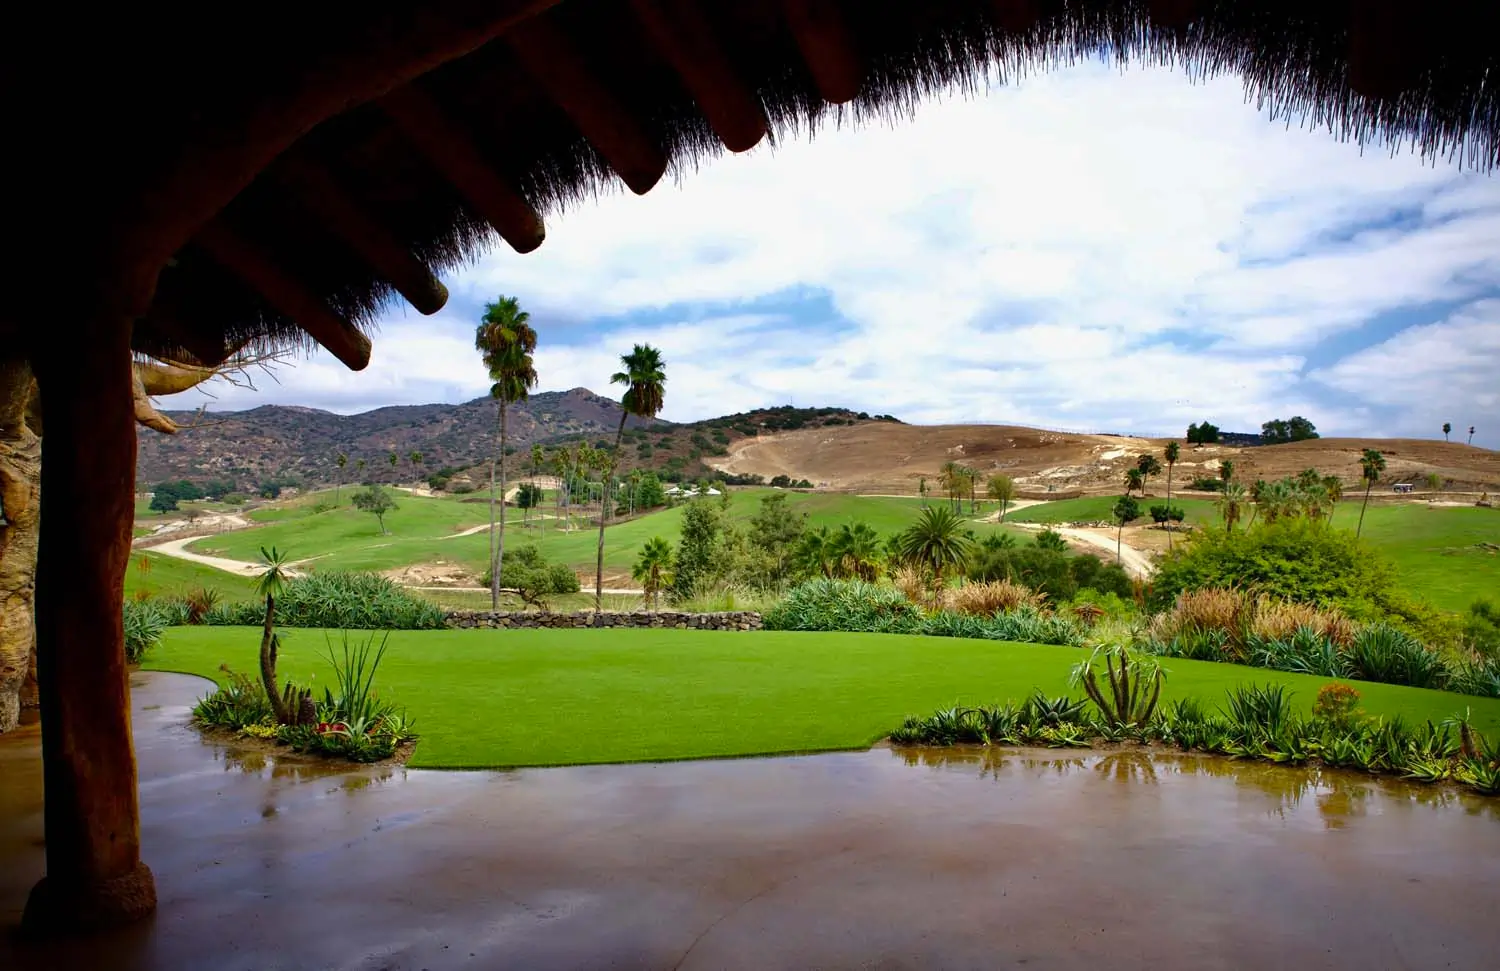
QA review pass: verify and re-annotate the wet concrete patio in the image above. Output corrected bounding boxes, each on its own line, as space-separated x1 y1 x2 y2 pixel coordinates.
3 672 1498 970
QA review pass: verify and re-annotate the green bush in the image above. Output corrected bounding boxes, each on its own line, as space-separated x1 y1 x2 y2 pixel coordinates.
481 546 580 607
764 579 1083 646
204 572 446 629
1463 599 1500 660
192 668 275 730
967 545 1130 601
123 600 169 662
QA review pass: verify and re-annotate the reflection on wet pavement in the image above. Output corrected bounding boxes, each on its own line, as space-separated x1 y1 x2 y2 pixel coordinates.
3 673 1498 970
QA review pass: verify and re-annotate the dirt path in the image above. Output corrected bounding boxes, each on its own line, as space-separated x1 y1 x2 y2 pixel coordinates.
1011 523 1155 579
146 536 291 578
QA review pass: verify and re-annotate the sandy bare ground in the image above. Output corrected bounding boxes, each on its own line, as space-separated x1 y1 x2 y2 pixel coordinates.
146 535 295 578
1011 523 1156 579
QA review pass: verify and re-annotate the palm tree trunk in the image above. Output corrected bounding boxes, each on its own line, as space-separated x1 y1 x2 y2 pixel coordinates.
1165 463 1174 549
487 451 498 610
1117 524 1123 564
1357 481 1372 539
596 412 628 611
494 400 509 610
260 594 288 724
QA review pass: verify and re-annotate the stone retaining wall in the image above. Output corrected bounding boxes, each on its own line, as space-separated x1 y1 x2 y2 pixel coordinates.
445 610 763 631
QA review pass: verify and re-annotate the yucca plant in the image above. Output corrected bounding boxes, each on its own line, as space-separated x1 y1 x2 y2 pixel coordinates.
320 631 395 726
1343 623 1446 689
1222 683 1296 739
1070 643 1165 727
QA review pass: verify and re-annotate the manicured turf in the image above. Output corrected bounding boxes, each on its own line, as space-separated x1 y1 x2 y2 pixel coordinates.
1328 503 1499 613
123 551 259 601
145 627 1500 769
1008 495 1219 526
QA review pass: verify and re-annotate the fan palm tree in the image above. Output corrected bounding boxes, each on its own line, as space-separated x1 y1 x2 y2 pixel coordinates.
632 537 674 610
255 546 294 724
795 525 837 578
334 452 348 505
475 296 539 609
831 522 883 581
597 344 666 610
986 474 1015 522
1443 422 1452 442
897 505 972 588
1163 442 1180 547
1217 481 1247 534
1217 459 1234 486
1356 448 1386 539
1124 467 1144 497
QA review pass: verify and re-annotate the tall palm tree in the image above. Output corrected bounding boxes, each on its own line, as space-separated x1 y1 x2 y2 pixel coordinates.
475 296 539 609
1443 422 1452 442
255 546 294 724
1136 454 1162 494
597 344 666 610
986 474 1015 522
1469 426 1476 445
1217 481 1247 534
1217 459 1234 487
896 505 972 588
1163 441 1180 547
334 452 348 505
938 461 965 512
632 537 674 610
1356 448 1386 539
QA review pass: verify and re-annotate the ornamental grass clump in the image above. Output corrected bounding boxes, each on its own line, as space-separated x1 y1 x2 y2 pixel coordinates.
948 579 1045 617
1147 587 1252 659
1250 596 1357 648
1343 622 1447 689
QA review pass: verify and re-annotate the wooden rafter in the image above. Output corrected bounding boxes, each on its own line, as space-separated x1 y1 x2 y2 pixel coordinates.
379 84 546 254
277 155 450 315
194 221 372 371
505 17 668 195
628 0 768 153
782 0 863 105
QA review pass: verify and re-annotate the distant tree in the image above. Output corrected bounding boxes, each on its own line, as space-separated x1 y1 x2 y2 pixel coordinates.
748 492 807 587
1035 528 1068 553
356 458 367 479
476 295 538 609
1217 481 1247 534
515 482 544 513
986 474 1016 522
1186 422 1200 445
1163 441 1181 547
1217 459 1234 486
1112 495 1140 565
896 506 973 588
632 537 675 610
1124 467 1144 497
1260 417 1317 444
938 461 966 512
148 486 180 514
409 450 423 472
1287 416 1319 441
1443 422 1452 442
672 500 721 601
1355 448 1386 539
388 450 398 471
1193 421 1220 444
1469 426 1476 445
599 344 667 611
1136 454 1162 492
830 522 884 581
1425 471 1443 491
351 484 397 535
334 452 348 505
918 477 928 507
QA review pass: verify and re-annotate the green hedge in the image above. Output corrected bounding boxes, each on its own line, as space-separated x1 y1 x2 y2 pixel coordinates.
203 572 446 630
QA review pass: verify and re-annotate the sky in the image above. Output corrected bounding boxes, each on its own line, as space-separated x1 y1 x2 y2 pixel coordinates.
160 62 1500 448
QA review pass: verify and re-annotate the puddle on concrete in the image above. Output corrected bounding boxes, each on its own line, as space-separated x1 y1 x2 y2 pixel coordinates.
4 672 1499 971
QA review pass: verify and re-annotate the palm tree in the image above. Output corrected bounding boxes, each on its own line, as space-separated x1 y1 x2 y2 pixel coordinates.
1356 448 1386 539
409 450 423 478
896 505 972 588
796 525 837 578
255 546 294 724
334 452 348 505
530 443 546 533
1469 426 1476 445
476 296 539 609
1124 467 1143 497
1163 441 1180 547
938 461 964 512
918 477 928 507
1443 422 1452 442
1111 496 1139 565
1217 459 1234 486
356 457 366 479
598 344 666 610
831 522 883 581
1136 454 1162 494
388 450 398 475
632 537 674 610
1217 481 1247 534
986 474 1015 522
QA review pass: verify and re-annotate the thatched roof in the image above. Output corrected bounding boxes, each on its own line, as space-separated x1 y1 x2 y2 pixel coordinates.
125 0 1500 371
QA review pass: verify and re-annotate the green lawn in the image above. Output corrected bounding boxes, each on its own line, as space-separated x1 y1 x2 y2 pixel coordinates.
1008 495 1220 526
144 627 1500 769
1328 503 1500 612
124 551 259 601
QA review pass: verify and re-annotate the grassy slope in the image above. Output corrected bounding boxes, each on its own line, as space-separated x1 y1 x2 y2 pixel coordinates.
123 552 259 601
146 627 1500 769
1328 503 1499 613
1008 495 1220 526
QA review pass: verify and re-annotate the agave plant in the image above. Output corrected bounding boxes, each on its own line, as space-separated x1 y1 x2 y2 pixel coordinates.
1070 643 1165 728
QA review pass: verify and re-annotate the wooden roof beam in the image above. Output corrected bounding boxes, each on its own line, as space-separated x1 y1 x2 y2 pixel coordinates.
505 18 668 195
278 156 450 315
194 222 372 371
783 0 863 105
379 84 546 254
628 0 769 153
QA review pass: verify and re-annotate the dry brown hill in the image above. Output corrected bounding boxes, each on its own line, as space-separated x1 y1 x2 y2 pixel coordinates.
707 425 1500 496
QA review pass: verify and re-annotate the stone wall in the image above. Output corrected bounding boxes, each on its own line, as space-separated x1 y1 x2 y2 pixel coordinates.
445 610 763 631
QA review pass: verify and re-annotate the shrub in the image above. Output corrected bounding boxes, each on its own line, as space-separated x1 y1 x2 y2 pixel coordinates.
184 587 221 624
1249 596 1357 648
1071 643 1165 727
948 579 1044 616
1343 623 1447 689
1462 599 1500 660
1246 627 1344 678
122 600 168 662
192 667 275 730
1148 587 1252 656
204 572 446 629
482 546 580 608
1312 683 1362 727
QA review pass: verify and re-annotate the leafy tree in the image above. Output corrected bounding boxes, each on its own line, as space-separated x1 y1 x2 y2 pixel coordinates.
1356 447 1386 539
515 482 544 512
986 474 1016 522
1187 421 1220 445
830 522 883 581
1261 416 1319 444
351 484 397 535
748 492 807 587
1163 441 1180 547
255 547 294 725
485 545 579 609
1112 495 1140 566
148 490 179 514
1123 467 1143 497
1035 528 1068 553
597 344 667 610
632 537 674 609
1442 422 1452 442
896 505 973 587
1186 422 1199 445
1149 504 1185 525
672 500 722 601
476 295 539 609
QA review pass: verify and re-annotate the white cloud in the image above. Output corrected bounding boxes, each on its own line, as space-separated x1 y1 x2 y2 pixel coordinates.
159 62 1500 446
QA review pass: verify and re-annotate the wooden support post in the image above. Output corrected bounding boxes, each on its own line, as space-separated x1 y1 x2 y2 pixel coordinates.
629 0 769 153
505 17 668 195
23 317 156 933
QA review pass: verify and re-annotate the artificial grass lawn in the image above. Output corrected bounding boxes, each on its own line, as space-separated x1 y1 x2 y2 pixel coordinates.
146 627 1500 769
